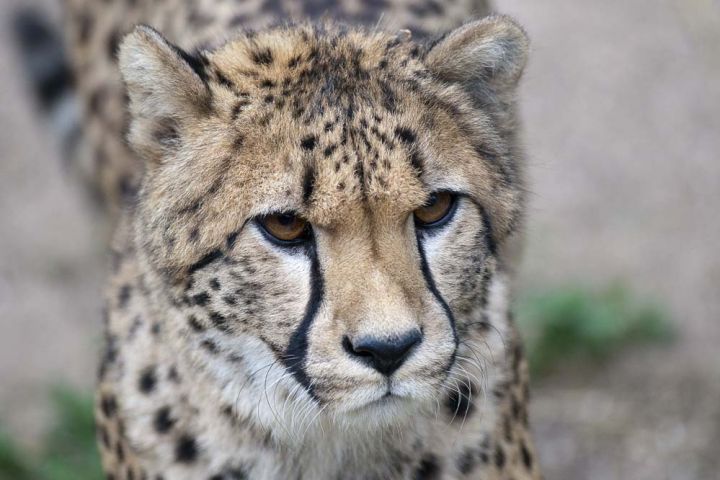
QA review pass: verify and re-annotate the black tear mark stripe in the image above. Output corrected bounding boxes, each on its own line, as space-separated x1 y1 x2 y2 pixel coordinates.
416 234 458 348
283 234 324 401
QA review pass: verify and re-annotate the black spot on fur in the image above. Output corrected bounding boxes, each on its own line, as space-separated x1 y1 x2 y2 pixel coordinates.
98 332 118 380
100 394 117 418
233 135 245 150
188 228 200 243
209 311 229 331
395 126 416 144
354 160 365 192
153 118 180 147
521 442 533 469
410 151 424 176
175 435 198 463
323 144 337 157
168 365 181 383
117 284 132 309
116 440 124 462
511 393 523 421
154 406 175 434
380 81 397 112
288 55 301 68
201 339 219 354
456 448 476 475
188 315 205 332
495 445 506 468
300 135 317 150
445 381 475 420
414 454 440 479
192 292 210 306
232 99 251 118
138 366 157 394
98 424 110 449
302 166 315 204
178 199 201 216
251 48 273 65
215 70 233 89
209 468 248 480
503 415 513 442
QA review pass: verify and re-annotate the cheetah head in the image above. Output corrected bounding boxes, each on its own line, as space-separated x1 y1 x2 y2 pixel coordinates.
118 17 528 436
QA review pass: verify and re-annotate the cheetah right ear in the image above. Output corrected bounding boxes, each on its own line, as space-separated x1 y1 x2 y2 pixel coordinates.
425 15 529 103
118 25 210 163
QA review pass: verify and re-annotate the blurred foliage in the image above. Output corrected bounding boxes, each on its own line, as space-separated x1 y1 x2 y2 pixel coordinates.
0 285 673 479
516 283 674 376
0 386 102 480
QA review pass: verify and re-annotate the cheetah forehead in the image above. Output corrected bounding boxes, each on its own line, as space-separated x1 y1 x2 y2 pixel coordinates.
178 26 454 220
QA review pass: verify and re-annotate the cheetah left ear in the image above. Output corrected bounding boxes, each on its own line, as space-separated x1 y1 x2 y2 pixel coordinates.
425 15 529 101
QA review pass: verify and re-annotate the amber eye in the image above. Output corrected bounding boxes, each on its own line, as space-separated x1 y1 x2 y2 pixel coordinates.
258 213 309 243
414 192 456 227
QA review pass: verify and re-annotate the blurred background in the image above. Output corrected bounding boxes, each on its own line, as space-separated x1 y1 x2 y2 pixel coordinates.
1 0 719 479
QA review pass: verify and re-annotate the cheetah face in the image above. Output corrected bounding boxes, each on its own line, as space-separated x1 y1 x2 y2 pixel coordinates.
119 18 527 429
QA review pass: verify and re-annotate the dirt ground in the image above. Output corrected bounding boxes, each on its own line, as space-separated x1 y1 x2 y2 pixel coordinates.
1 0 719 478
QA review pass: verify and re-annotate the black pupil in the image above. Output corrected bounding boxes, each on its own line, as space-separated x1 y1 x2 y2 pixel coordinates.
277 214 296 227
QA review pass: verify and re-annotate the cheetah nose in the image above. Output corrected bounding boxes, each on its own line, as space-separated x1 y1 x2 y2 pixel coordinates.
343 330 422 376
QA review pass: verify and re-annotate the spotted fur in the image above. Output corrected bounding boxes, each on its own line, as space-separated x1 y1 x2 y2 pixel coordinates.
66 1 541 478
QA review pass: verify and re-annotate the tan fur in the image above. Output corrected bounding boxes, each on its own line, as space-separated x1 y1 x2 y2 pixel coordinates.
65 1 541 478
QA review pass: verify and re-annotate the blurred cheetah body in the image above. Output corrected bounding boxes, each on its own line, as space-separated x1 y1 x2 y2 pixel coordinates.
63 0 540 479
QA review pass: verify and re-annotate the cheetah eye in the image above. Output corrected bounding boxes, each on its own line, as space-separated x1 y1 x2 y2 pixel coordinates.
414 192 457 228
258 213 310 244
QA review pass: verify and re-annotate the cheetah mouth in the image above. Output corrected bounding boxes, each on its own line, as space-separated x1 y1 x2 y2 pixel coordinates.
344 383 420 415
369 390 395 405
350 392 406 414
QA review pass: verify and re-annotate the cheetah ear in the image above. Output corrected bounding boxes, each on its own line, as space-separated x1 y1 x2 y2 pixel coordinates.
425 15 529 101
118 25 210 163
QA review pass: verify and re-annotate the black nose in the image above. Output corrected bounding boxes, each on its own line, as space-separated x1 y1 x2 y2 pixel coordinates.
343 330 422 376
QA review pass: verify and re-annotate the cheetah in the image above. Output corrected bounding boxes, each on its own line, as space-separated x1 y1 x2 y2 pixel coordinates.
38 0 539 478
